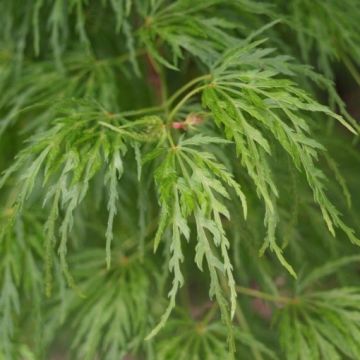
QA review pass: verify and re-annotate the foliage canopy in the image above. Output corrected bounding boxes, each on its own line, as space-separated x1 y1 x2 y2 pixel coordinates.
1 0 360 359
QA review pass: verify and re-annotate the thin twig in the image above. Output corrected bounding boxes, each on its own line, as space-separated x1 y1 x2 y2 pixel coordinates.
236 286 299 305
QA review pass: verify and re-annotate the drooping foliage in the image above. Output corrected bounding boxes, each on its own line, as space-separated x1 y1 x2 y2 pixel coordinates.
1 0 360 359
